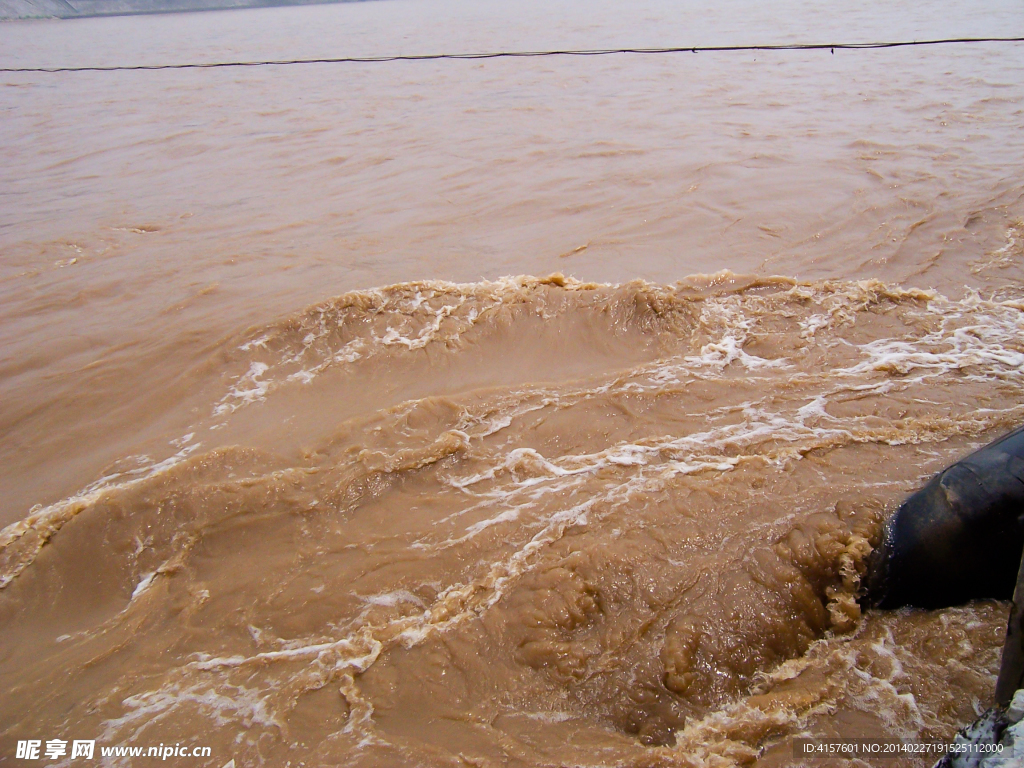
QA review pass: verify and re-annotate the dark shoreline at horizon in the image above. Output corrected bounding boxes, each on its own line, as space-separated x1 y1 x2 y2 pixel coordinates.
1 0 380 22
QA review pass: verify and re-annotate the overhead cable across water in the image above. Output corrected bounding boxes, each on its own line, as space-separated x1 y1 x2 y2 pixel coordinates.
1 36 1023 73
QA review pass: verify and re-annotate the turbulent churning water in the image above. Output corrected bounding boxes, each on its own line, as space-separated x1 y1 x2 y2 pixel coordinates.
2 0 1024 765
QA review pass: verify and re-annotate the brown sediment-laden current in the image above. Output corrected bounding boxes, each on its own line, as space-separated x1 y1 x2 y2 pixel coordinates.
3 0 1024 764
2 274 1023 766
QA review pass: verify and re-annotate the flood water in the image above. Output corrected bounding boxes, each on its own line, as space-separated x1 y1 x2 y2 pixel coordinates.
2 0 1024 765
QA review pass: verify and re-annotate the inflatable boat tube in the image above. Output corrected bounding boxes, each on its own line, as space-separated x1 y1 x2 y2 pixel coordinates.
865 424 1024 610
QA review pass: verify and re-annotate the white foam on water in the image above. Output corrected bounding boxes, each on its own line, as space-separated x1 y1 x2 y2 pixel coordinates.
358 590 425 609
130 572 157 602
238 334 270 351
214 361 270 415
98 680 280 747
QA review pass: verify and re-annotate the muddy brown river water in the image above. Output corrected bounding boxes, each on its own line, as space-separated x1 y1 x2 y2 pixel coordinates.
2 0 1024 765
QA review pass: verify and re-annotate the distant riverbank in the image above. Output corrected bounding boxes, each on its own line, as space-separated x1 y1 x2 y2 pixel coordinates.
1 0 368 21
